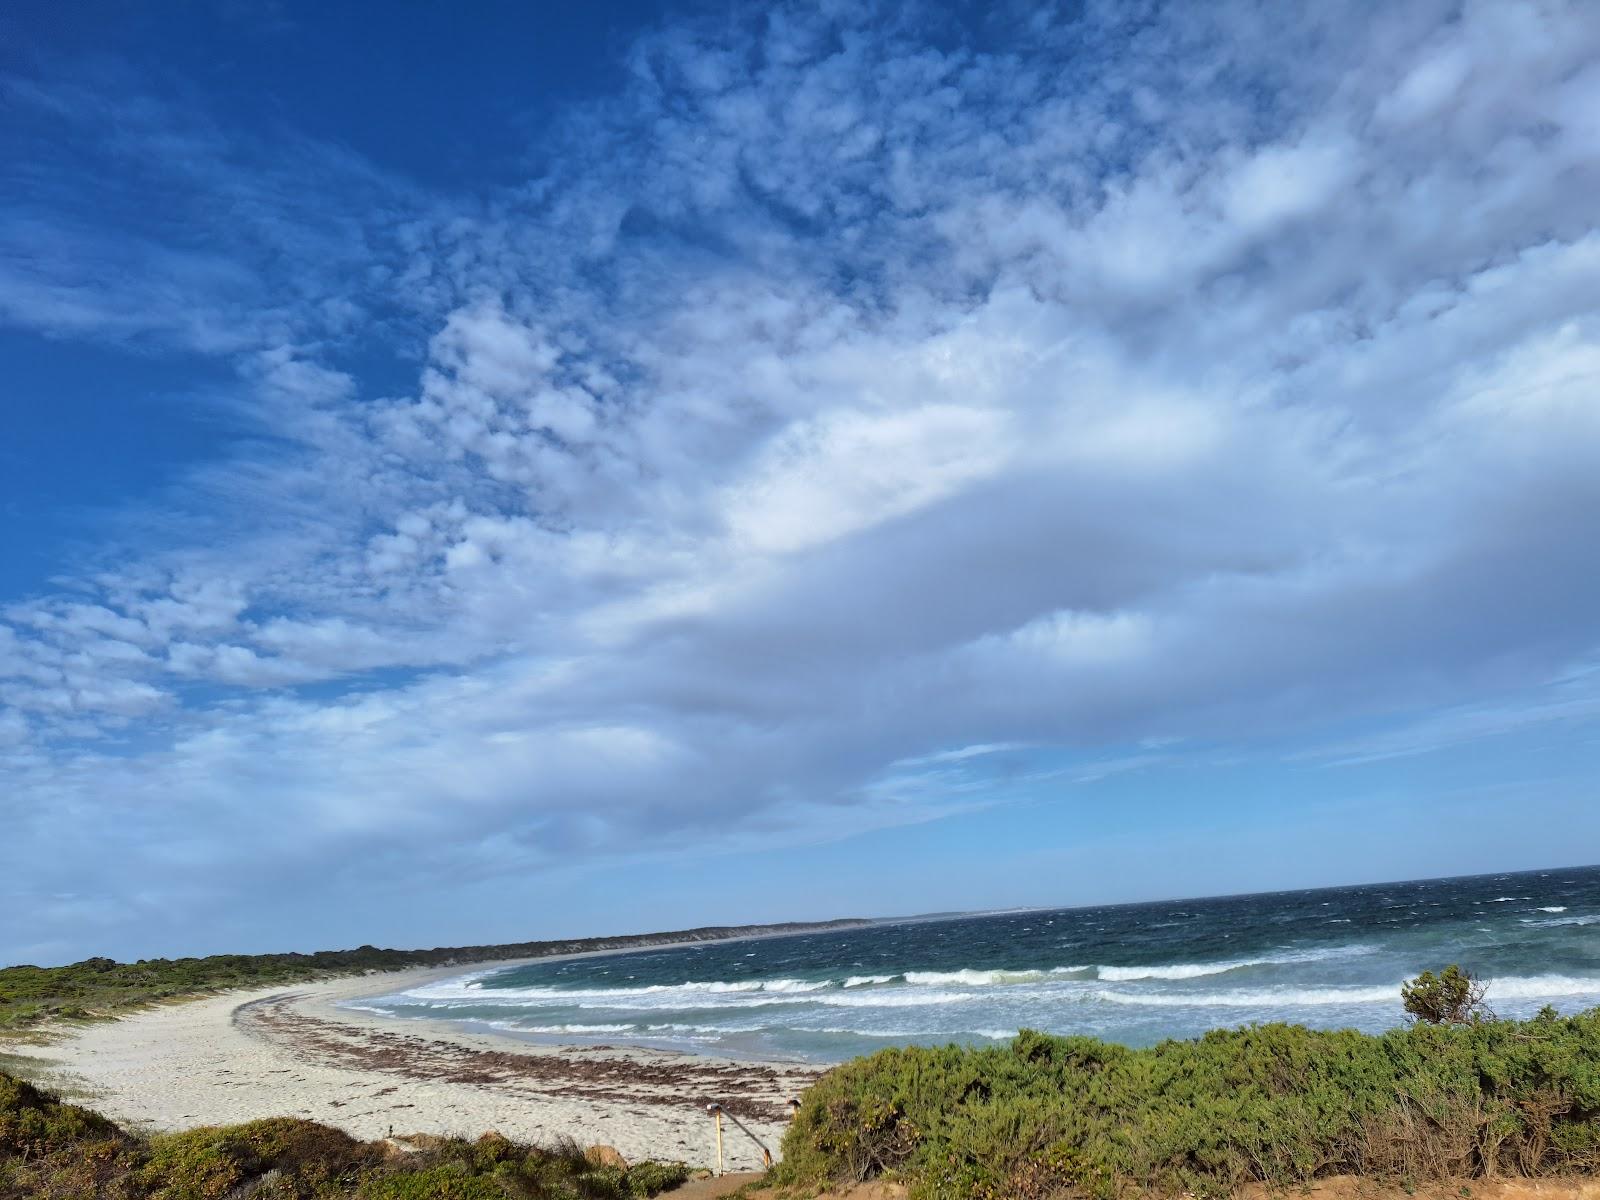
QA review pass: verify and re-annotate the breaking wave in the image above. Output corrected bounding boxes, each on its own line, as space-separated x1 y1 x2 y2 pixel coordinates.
1093 976 1600 1009
342 866 1600 1063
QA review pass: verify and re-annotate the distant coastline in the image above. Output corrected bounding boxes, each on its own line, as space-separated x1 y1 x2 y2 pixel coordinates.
0 917 872 1030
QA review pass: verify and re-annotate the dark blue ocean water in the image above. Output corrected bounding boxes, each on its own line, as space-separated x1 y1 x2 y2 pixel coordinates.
351 865 1600 1063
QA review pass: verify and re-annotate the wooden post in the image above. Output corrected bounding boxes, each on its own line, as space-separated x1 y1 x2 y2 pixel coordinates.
707 1103 724 1174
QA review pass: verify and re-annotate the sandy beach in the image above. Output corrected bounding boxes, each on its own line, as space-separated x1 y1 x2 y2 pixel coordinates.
5 964 822 1172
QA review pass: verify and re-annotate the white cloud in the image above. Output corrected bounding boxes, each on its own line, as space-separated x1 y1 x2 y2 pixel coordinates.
724 403 1014 554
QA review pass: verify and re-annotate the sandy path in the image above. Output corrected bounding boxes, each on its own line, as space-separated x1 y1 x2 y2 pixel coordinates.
5 966 820 1172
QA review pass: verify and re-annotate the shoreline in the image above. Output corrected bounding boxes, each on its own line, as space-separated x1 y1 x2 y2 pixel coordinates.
6 961 822 1171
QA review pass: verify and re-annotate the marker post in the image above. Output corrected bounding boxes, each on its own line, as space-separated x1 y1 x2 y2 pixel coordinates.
706 1103 724 1174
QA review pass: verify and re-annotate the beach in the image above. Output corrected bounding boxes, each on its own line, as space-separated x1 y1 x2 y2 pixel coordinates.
5 964 820 1172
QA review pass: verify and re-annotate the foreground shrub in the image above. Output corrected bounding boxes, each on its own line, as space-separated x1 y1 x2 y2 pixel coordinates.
775 1007 1600 1199
0 1073 127 1159
0 1071 693 1199
139 1118 377 1199
1402 965 1492 1025
622 1159 692 1196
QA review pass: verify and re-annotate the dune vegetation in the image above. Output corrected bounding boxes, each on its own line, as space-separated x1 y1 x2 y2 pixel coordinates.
0 920 867 1030
774 1003 1600 1199
0 1070 691 1199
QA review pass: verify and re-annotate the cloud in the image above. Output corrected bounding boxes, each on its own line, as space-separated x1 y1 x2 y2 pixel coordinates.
0 67 428 355
3 0 1599 959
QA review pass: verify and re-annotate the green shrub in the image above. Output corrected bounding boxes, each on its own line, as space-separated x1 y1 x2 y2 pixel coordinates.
0 1072 127 1158
775 1008 1600 1199
0 1072 136 1199
1403 965 1491 1025
624 1160 692 1196
353 1161 510 1199
0 1070 696 1199
139 1118 376 1199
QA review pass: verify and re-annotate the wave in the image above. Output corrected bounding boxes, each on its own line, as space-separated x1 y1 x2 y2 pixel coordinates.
902 967 1087 987
1537 906 1569 913
393 945 1380 1010
781 1026 1022 1041
1097 945 1370 982
1483 974 1600 999
796 989 980 1009
576 987 983 1011
400 976 834 1004
376 959 1600 1034
1098 962 1251 981
1096 984 1402 1008
1094 974 1600 1009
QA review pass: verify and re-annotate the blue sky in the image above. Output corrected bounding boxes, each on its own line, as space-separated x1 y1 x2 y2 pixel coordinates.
3 0 1599 966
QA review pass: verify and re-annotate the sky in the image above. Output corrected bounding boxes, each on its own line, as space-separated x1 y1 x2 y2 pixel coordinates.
2 0 1598 967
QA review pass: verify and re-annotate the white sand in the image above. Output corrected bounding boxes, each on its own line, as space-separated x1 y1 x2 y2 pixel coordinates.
6 965 819 1172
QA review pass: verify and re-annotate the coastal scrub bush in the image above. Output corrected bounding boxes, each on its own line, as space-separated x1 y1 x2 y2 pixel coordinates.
622 1159 692 1196
0 1070 695 1199
0 1073 136 1199
774 1006 1600 1199
139 1118 377 1199
1403 965 1491 1025
0 1072 126 1158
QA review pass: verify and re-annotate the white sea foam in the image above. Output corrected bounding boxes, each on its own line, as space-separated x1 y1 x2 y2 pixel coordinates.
761 979 834 993
801 989 981 1008
567 987 984 1011
642 1021 776 1035
902 967 1087 987
1094 975 1600 1009
1096 945 1368 981
843 974 896 987
1482 974 1600 999
1538 906 1569 913
396 976 832 1005
1095 984 1401 1008
1098 962 1248 981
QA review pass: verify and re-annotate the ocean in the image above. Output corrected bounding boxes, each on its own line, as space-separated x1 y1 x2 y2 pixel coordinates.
348 865 1600 1063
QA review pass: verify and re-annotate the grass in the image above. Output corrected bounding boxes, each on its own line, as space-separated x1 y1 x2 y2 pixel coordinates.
0 1070 693 1199
772 1007 1600 1199
0 919 867 1031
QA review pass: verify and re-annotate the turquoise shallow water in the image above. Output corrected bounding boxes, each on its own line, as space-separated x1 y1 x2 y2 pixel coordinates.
348 865 1600 1063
